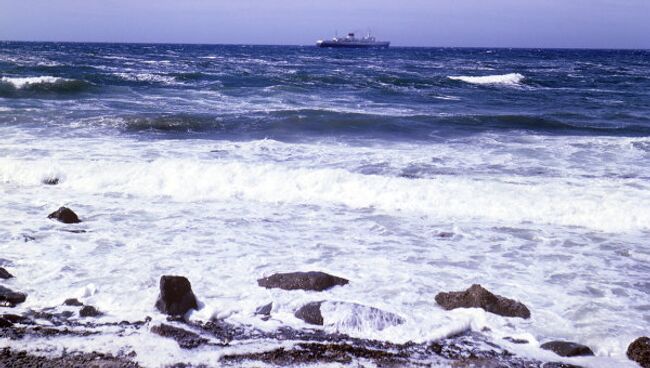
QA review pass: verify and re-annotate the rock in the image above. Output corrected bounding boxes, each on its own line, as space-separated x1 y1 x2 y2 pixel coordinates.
435 284 530 319
0 314 29 324
627 337 650 368
255 302 273 316
0 347 140 368
0 318 12 328
295 301 324 325
0 286 26 306
47 207 81 224
42 177 59 185
155 275 198 316
63 298 84 306
0 268 13 279
151 323 208 349
258 271 349 292
79 306 102 318
540 341 594 357
503 336 529 344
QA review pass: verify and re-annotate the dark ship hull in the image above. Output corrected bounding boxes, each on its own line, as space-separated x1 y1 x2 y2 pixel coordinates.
317 40 390 49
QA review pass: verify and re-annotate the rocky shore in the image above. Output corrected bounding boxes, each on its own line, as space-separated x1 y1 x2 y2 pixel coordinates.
0 207 647 367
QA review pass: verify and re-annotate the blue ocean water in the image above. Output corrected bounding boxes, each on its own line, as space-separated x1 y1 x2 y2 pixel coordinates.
1 42 649 140
1 42 649 367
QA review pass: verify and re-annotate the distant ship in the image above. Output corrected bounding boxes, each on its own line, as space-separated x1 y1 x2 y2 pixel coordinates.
316 32 390 49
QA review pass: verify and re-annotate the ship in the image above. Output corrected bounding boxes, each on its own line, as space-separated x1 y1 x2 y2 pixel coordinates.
316 32 390 49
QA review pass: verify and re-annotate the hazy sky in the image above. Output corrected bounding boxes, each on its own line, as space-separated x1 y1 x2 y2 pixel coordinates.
1 0 649 48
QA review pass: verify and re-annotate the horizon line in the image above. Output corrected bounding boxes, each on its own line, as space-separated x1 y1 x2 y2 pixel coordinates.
1 39 648 51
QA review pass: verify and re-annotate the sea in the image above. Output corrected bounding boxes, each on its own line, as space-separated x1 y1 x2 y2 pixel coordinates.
0 42 649 367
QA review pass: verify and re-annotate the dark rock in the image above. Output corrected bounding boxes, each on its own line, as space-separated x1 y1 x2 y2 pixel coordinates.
503 336 529 344
47 206 81 224
42 177 59 185
0 286 26 306
257 271 348 292
255 302 273 316
221 342 409 367
435 284 530 319
0 267 12 279
295 301 324 325
627 336 650 368
151 323 208 349
0 318 12 328
60 311 74 318
79 305 102 318
61 229 87 234
155 275 198 316
0 314 29 324
0 347 140 368
540 341 594 357
63 298 84 306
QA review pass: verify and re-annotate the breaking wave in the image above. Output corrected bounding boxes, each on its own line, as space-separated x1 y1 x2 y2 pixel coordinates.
449 73 525 86
0 75 90 97
114 72 177 85
1 156 648 232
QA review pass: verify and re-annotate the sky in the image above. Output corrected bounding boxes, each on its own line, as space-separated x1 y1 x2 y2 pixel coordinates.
1 0 649 48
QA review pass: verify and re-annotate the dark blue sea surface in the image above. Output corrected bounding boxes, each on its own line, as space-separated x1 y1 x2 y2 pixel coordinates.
1 42 649 140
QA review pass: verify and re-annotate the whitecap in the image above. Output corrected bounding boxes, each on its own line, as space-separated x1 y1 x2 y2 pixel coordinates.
114 72 177 84
449 73 525 86
0 76 68 88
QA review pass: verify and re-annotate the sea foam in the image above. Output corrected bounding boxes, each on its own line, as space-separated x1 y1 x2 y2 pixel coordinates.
0 76 69 88
449 73 525 85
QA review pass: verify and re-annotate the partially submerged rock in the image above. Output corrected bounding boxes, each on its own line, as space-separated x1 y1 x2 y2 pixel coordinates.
627 337 650 368
258 271 348 292
0 347 140 368
0 318 12 328
221 342 410 367
151 323 209 349
325 302 404 331
42 177 59 185
255 302 273 316
63 298 84 306
540 341 594 357
79 305 102 318
294 301 404 331
47 206 81 224
155 275 198 316
0 286 26 307
295 301 324 325
435 284 530 319
0 267 12 279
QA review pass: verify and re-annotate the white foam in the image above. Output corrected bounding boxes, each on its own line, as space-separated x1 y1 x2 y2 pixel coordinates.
0 76 67 88
0 131 646 367
449 73 525 85
114 72 177 84
1 153 646 232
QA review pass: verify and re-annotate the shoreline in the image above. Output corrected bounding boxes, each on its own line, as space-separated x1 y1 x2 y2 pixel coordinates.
0 313 582 368
0 264 634 368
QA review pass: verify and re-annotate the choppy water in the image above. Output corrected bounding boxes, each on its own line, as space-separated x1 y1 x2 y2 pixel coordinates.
1 42 649 367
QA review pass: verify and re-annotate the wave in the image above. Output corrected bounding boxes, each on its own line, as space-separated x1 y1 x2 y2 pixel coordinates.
1 76 68 88
87 111 650 139
114 72 177 85
1 156 648 232
0 75 90 97
448 73 525 86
